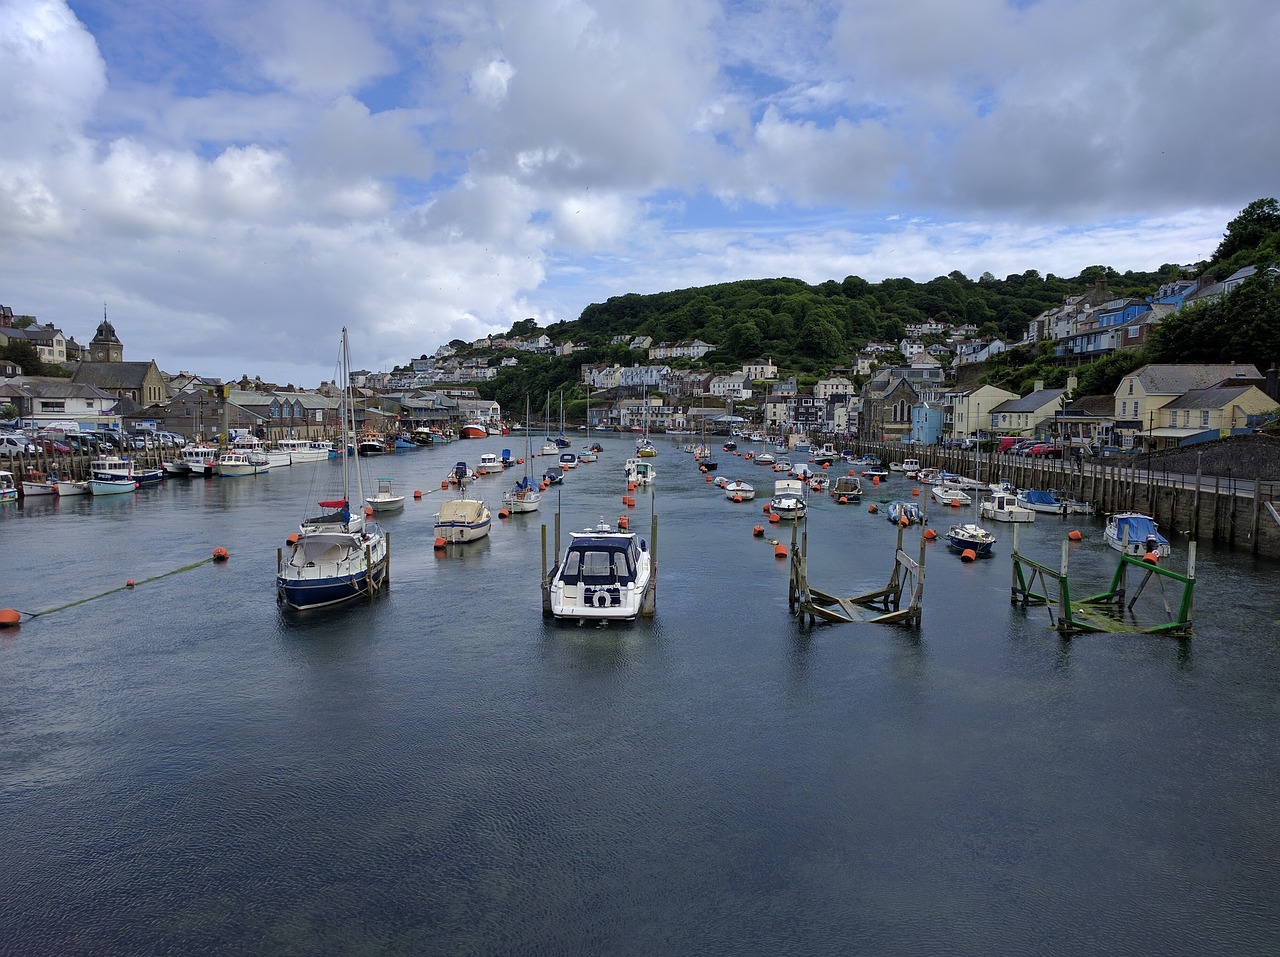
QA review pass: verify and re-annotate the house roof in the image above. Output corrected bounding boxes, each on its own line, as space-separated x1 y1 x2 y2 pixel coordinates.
991 387 1066 414
1133 363 1262 395
71 361 159 390
1061 394 1114 417
1161 385 1256 410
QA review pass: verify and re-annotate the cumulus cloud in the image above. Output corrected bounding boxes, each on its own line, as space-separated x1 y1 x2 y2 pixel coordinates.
0 0 1274 384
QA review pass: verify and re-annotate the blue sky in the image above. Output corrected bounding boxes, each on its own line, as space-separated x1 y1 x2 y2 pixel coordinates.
2 0 1276 385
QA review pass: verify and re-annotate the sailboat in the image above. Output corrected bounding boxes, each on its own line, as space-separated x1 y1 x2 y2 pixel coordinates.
540 392 558 456
578 386 598 462
277 328 390 610
503 398 543 514
636 393 657 457
555 390 571 448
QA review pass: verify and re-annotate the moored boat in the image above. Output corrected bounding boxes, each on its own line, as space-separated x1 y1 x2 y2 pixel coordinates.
1105 512 1171 558
624 457 655 486
434 495 492 543
21 470 59 497
476 452 505 475
946 522 996 556
546 520 653 621
830 476 863 501
365 477 405 513
460 421 489 440
768 478 807 520
0 469 17 503
886 500 923 525
277 328 389 611
931 485 972 507
724 480 755 502
1017 489 1067 515
88 457 138 496
276 438 332 464
979 492 1035 523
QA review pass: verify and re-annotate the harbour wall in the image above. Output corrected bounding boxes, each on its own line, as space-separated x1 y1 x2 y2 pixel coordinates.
852 434 1280 560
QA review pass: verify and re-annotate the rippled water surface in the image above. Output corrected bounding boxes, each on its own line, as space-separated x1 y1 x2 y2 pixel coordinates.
3 434 1279 956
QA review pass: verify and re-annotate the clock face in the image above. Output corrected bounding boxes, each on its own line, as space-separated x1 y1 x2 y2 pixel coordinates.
95 350 105 359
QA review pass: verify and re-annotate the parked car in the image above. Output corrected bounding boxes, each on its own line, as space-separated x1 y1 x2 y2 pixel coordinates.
0 433 35 456
37 439 72 453
1009 440 1038 456
1027 443 1064 459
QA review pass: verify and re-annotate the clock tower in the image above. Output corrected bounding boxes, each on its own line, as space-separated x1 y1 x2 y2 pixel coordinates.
89 306 124 362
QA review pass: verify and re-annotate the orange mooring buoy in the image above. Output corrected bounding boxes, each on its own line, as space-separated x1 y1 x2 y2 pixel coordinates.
911 487 920 497
753 525 765 537
924 528 937 540
838 495 848 504
899 517 909 527
434 537 447 549
498 508 510 518
126 579 136 588
762 503 771 513
212 546 229 562
1068 529 1082 541
0 608 21 628
961 548 977 562
768 512 781 524
774 543 787 558
867 503 878 513
414 490 423 499
1142 552 1160 564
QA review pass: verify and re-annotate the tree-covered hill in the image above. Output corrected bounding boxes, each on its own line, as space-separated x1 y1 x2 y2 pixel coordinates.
462 199 1279 414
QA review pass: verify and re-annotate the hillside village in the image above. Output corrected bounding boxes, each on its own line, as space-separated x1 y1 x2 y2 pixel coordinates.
3 260 1277 457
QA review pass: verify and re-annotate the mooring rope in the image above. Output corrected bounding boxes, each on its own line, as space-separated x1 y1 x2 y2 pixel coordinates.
15 556 217 620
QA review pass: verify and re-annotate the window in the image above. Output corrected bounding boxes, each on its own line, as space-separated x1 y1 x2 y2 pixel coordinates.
1121 400 1127 416
1201 410 1210 427
1169 411 1177 427
1127 381 1134 395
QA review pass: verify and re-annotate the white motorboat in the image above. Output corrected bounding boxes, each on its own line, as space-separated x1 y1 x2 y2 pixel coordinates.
277 438 332 464
768 478 807 520
88 457 138 495
217 450 270 477
724 480 755 502
476 452 505 475
624 457 655 486
434 495 492 543
546 520 653 621
979 492 1035 523
931 485 971 507
365 477 405 513
946 522 996 556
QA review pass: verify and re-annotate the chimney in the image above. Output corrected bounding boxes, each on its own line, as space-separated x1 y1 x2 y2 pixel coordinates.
1034 379 1045 392
1066 375 1078 394
1266 363 1279 402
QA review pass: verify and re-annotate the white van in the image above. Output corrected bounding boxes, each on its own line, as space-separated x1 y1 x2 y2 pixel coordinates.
0 433 34 456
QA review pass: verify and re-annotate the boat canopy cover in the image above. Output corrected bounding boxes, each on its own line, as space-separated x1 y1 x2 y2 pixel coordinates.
1022 489 1060 506
1113 514 1168 545
559 538 637 585
318 499 347 508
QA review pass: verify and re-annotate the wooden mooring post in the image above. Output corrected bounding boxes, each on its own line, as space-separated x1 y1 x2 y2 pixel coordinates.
788 516 927 628
1008 524 1195 637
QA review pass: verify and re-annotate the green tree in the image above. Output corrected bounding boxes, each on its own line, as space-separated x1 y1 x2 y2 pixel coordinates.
1212 198 1280 265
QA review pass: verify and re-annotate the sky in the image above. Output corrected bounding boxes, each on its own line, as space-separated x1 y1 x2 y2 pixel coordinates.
1 0 1277 387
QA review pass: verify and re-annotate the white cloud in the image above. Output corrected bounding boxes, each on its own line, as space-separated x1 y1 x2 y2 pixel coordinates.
0 0 1274 386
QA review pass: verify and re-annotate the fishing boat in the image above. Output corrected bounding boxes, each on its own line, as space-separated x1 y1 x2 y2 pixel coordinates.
216 449 270 477
768 478 807 521
931 485 971 507
55 477 89 496
461 421 488 440
365 477 404 513
979 492 1035 524
276 438 331 464
503 400 543 514
357 432 389 455
886 500 923 525
624 457 655 486
88 457 138 496
21 470 60 497
0 469 17 503
434 470 492 543
546 520 653 621
276 328 389 610
181 445 219 475
724 480 755 502
162 458 190 476
1105 512 1171 558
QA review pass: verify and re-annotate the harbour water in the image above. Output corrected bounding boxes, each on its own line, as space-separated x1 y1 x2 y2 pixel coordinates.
3 433 1280 956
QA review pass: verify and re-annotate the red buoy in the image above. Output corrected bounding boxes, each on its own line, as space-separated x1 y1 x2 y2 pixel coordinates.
413 490 423 499
753 525 765 537
774 543 787 558
1068 529 1082 541
961 548 977 562
434 537 447 549
212 546 229 562
923 528 937 540
0 609 21 628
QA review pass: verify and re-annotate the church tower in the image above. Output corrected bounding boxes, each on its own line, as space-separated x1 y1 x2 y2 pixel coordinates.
89 305 124 362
